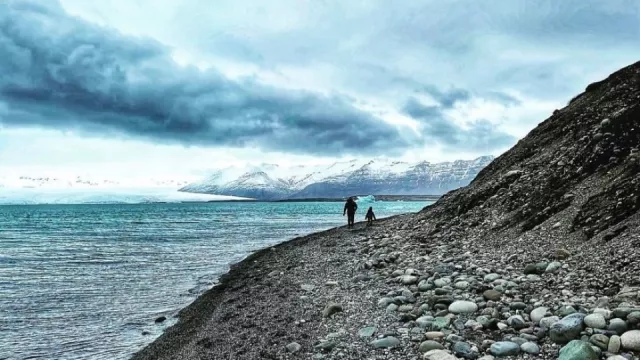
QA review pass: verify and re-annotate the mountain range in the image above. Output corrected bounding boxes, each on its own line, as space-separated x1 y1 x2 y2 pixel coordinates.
179 156 495 200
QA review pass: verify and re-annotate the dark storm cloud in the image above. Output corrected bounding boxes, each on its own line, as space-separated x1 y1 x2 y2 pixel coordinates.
0 1 420 156
403 97 516 152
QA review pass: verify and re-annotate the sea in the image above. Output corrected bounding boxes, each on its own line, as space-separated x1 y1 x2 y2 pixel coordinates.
0 200 432 360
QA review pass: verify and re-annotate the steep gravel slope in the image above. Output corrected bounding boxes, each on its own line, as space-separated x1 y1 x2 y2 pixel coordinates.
133 61 640 360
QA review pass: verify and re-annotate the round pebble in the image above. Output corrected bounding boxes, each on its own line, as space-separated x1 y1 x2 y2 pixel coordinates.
448 301 478 314
620 330 640 351
584 313 607 329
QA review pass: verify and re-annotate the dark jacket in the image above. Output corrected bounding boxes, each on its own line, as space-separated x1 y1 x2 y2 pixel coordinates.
344 199 358 214
366 208 376 220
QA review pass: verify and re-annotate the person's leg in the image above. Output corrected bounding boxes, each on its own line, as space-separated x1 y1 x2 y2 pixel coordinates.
348 212 355 228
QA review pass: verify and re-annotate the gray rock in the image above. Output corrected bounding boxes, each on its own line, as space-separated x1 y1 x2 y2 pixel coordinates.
433 263 456 275
455 281 470 289
608 334 621 353
371 336 400 349
612 307 640 319
419 280 432 292
434 278 452 287
507 315 526 329
540 316 561 330
614 286 640 301
608 318 628 335
546 261 562 273
465 320 483 331
378 297 394 308
530 307 549 324
453 341 477 359
315 341 338 352
550 313 586 344
557 306 578 317
446 334 464 343
520 342 540 354
301 284 316 291
490 342 520 357
417 316 434 328
286 342 302 353
558 340 598 360
401 275 419 285
358 326 377 338
484 273 500 282
419 340 445 353
478 356 495 360
424 350 458 360
555 248 571 259
432 317 452 330
523 264 539 274
627 311 640 325
476 315 492 329
386 303 399 312
593 308 613 320
432 295 455 305
589 334 609 350
620 330 640 351
449 300 478 314
584 313 607 329
509 337 527 346
483 289 502 301
425 331 446 340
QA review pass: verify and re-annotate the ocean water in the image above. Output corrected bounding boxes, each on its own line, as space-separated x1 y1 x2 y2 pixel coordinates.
0 200 431 360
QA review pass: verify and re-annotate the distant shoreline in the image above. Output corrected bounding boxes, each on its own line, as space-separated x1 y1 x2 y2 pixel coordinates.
203 194 442 203
274 194 441 202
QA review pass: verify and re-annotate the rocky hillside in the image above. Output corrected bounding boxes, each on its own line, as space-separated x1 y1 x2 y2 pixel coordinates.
396 60 640 358
180 156 494 200
132 61 640 360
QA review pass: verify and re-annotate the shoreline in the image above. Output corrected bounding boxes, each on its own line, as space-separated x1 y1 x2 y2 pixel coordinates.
131 214 409 359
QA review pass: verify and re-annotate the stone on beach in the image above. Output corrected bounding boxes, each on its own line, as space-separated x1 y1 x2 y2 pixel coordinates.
558 340 598 360
371 336 400 349
448 300 478 314
490 342 520 357
419 340 445 353
550 313 586 344
323 302 343 318
584 313 607 329
423 349 459 360
608 335 621 353
620 330 640 351
286 342 302 353
530 307 549 324
358 326 377 338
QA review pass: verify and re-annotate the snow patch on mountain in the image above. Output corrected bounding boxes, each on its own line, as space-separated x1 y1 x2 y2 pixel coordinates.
181 156 495 200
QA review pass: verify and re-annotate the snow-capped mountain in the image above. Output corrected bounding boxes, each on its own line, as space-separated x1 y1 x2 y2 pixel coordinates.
180 156 495 200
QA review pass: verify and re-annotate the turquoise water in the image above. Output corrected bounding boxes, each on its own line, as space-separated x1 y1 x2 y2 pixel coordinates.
0 201 431 360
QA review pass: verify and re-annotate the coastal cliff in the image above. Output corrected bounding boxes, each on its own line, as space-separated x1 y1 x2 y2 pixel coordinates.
132 61 640 359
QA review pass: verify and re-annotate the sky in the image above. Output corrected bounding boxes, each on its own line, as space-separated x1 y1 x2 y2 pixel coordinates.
0 0 639 180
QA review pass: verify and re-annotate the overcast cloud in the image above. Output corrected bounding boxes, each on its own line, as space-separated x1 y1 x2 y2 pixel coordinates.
1 0 639 174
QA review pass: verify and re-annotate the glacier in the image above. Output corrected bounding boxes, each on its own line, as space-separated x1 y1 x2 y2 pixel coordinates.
355 195 376 203
0 188 248 205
